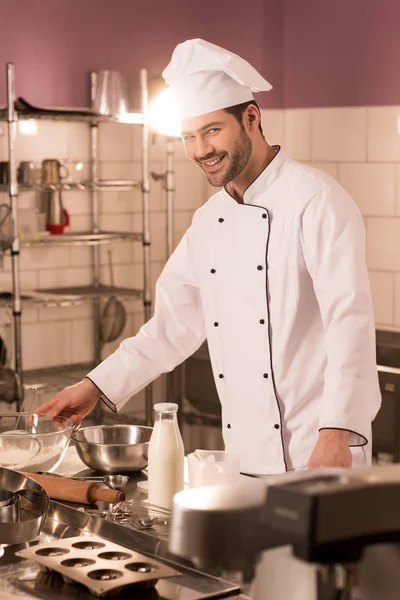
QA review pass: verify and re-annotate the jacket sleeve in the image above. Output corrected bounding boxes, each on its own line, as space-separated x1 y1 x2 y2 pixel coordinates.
300 183 381 446
87 222 206 411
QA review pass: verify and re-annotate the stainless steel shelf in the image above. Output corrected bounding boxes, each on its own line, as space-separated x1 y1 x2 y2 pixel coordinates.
20 230 143 247
0 180 140 193
0 284 143 308
0 105 143 124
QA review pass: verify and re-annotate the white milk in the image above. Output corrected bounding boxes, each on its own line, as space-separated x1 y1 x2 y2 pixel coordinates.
148 404 184 509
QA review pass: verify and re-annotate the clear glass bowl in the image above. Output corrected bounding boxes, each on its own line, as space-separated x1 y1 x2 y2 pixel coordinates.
0 413 75 472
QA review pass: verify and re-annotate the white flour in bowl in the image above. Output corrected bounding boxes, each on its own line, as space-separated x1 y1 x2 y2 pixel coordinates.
0 445 65 472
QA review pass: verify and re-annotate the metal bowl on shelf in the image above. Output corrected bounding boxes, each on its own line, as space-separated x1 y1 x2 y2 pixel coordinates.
72 425 153 474
0 413 75 473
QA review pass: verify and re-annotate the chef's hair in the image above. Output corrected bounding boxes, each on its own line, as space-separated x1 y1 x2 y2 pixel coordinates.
224 100 264 137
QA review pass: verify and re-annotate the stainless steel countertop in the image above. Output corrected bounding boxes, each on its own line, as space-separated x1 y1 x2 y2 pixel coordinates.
0 445 249 600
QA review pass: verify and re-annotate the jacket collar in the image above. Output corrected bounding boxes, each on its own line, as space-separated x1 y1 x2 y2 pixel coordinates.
223 145 288 206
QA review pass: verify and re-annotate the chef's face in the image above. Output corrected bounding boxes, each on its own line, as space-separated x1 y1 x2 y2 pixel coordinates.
181 110 252 187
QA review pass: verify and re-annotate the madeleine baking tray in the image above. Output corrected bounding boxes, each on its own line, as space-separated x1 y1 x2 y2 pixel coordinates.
16 534 179 597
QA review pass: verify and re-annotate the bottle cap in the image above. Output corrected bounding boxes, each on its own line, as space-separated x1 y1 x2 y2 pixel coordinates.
154 402 179 413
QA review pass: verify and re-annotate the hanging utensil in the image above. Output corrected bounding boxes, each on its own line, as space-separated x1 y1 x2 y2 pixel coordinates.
100 248 127 343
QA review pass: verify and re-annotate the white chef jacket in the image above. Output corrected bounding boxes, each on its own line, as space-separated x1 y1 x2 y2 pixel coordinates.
88 147 382 475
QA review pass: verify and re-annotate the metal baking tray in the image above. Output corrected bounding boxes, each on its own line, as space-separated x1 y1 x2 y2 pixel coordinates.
16 534 179 597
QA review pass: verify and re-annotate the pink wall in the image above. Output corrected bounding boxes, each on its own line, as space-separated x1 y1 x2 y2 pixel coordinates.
283 0 400 107
0 0 283 109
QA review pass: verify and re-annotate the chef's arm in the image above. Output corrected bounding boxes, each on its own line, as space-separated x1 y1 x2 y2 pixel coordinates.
87 224 206 411
300 185 381 447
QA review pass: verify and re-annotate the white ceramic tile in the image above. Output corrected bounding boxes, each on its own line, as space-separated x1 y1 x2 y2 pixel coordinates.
99 190 140 215
261 109 285 146
310 108 367 162
395 165 400 216
39 303 93 322
66 123 91 162
0 269 37 291
16 121 70 162
98 161 137 182
38 266 93 289
22 320 72 370
99 262 143 290
21 307 39 324
71 318 94 364
0 122 7 161
149 161 168 213
19 246 70 271
303 161 339 180
395 275 400 326
368 107 400 162
99 241 133 267
174 160 206 210
284 109 311 160
338 163 396 216
69 247 92 268
366 218 400 270
66 214 93 232
98 123 133 162
98 212 133 233
62 191 91 216
368 271 394 325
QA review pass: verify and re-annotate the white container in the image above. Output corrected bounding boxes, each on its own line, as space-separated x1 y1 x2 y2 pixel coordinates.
187 450 240 488
147 403 184 509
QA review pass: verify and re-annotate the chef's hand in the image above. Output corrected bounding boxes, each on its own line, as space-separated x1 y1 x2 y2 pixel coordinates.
35 378 100 427
307 429 352 468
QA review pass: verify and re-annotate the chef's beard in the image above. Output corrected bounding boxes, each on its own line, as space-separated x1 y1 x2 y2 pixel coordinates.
200 126 253 187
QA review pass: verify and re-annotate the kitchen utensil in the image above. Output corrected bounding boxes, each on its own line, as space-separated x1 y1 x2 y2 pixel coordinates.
38 472 129 490
0 466 49 544
0 413 75 472
17 161 37 185
41 159 69 185
93 70 128 117
43 189 70 234
100 248 127 343
0 162 9 184
20 472 125 504
72 425 153 473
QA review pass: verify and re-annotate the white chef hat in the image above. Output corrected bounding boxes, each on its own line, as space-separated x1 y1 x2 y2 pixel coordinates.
162 38 273 121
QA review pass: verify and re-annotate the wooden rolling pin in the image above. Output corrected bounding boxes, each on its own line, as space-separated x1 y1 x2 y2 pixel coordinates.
21 472 125 504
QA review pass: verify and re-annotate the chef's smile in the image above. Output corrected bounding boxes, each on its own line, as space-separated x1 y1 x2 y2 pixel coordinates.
200 153 227 173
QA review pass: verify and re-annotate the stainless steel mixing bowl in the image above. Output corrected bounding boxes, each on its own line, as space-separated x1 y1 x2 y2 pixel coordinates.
71 425 153 474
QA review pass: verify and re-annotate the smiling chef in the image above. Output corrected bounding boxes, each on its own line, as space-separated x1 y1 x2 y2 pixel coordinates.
37 39 382 475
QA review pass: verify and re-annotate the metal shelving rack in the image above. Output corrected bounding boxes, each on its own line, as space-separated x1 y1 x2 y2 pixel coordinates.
3 62 153 423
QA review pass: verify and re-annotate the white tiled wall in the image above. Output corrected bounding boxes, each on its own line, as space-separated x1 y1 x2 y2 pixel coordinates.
275 106 400 331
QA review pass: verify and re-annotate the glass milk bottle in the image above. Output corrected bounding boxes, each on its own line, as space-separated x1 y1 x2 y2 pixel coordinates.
148 403 184 509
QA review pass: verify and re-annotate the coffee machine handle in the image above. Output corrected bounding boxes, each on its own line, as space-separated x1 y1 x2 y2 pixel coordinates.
63 209 70 226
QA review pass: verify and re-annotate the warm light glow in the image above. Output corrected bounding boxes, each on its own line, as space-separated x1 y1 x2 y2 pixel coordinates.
148 89 181 138
119 112 143 124
18 119 38 136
